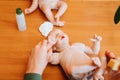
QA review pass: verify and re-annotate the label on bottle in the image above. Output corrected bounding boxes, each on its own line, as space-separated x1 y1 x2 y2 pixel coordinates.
16 13 26 31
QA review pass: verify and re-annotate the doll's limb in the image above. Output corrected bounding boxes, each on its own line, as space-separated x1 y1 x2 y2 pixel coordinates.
55 1 67 22
91 57 101 67
48 52 60 65
72 56 105 80
40 6 56 24
84 34 102 55
94 56 106 80
55 1 67 25
25 0 39 14
40 5 61 26
72 65 97 78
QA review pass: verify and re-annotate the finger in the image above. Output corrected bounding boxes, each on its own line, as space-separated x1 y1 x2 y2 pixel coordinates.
37 41 42 47
35 41 42 49
47 42 52 49
41 40 48 49
47 48 53 60
42 40 47 46
47 48 53 56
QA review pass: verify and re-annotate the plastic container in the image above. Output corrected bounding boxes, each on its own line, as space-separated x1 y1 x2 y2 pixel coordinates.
16 8 26 31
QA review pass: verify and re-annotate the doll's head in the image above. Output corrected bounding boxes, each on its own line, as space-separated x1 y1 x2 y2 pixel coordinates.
48 29 69 51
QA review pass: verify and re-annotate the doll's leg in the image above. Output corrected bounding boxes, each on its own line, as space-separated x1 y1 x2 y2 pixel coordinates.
25 0 39 14
92 57 101 67
72 65 97 79
72 65 96 74
40 5 57 25
84 34 102 55
55 1 67 26
94 56 106 80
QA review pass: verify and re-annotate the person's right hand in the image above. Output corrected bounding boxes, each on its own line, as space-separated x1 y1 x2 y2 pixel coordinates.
26 40 52 75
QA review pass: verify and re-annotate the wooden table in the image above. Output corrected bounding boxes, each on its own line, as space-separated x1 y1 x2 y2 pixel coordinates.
0 0 120 80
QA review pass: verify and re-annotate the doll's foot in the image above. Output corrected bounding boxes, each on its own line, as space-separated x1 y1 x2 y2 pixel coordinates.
57 21 64 26
25 8 31 14
92 57 101 67
90 34 102 42
53 21 64 27
94 73 104 80
55 15 65 26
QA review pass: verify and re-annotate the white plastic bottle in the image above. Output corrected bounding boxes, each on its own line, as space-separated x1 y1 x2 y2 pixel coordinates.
16 8 26 31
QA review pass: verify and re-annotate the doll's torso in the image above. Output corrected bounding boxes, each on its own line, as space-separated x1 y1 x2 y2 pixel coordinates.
39 0 59 9
59 43 94 74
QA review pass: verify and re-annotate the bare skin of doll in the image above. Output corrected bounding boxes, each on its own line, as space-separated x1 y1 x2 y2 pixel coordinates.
25 0 67 26
47 29 105 80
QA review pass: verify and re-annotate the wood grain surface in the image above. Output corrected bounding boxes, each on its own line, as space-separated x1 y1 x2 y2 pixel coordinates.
0 0 120 80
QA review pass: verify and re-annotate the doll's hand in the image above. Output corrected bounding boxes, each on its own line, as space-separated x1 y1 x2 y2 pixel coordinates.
25 8 31 14
90 34 102 42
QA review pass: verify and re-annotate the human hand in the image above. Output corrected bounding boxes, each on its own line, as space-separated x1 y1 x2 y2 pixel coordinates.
26 40 52 75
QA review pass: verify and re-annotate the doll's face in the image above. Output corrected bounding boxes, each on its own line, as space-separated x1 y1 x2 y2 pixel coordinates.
48 29 69 51
56 31 69 46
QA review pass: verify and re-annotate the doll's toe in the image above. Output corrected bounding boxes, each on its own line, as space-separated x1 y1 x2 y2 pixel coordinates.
56 21 65 27
97 36 102 41
94 34 102 41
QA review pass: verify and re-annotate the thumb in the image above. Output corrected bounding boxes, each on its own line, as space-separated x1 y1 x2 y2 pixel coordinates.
47 48 53 60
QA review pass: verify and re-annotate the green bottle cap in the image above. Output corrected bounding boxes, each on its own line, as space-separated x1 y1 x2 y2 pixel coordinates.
16 8 22 15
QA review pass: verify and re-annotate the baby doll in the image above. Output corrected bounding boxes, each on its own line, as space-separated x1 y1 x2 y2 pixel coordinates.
25 0 67 26
47 29 105 80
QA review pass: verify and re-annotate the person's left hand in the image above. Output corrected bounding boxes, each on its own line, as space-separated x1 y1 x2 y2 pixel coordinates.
26 40 52 75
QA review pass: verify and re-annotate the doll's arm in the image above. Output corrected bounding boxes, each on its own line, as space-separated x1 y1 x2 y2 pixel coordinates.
84 34 102 55
49 52 60 65
25 0 38 14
